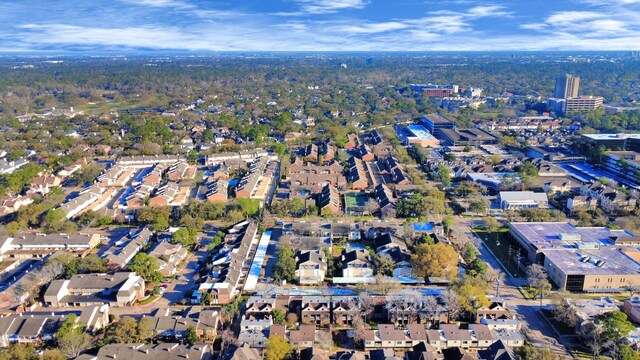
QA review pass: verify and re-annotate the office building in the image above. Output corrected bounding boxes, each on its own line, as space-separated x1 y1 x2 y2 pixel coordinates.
421 114 455 136
564 96 603 112
582 133 640 151
554 74 580 99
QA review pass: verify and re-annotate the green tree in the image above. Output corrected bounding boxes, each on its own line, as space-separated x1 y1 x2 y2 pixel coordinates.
272 308 286 324
597 311 635 344
273 248 296 283
468 258 488 277
172 227 198 246
128 253 163 282
514 344 560 360
372 253 395 276
265 335 292 360
462 243 478 264
619 343 640 360
437 165 452 187
185 326 198 345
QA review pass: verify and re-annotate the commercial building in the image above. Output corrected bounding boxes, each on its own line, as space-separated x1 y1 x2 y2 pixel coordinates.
410 84 459 97
439 128 498 146
564 96 604 112
421 114 455 136
581 133 640 152
508 222 640 292
603 151 640 186
404 125 440 147
498 191 548 210
554 74 580 99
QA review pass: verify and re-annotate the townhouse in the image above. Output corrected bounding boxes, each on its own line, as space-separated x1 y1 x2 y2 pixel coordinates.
105 227 154 269
0 232 101 259
287 157 347 189
197 221 258 304
374 183 396 217
301 144 319 163
148 182 190 207
204 178 228 203
300 296 332 327
365 323 522 351
269 324 316 350
235 157 276 200
348 156 375 190
357 144 375 161
0 305 109 347
579 181 638 214
166 161 196 181
117 154 185 167
317 184 343 215
44 272 145 307
340 249 373 278
28 175 61 196
92 343 212 360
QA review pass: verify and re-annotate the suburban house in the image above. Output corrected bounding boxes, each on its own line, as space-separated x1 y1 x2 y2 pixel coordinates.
341 249 373 278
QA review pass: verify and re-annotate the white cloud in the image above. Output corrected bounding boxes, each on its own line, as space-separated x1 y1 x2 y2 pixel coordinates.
331 22 409 34
293 0 367 14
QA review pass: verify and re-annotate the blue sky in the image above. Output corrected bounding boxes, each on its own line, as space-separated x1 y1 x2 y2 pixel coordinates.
1 0 640 52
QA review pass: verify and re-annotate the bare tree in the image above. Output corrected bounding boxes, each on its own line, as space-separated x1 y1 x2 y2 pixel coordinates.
358 292 374 322
351 315 369 349
58 332 91 358
364 199 379 215
220 329 238 354
421 296 439 326
286 312 299 325
41 260 66 283
374 275 400 296
443 289 461 322
315 330 333 351
579 322 607 359
624 280 640 298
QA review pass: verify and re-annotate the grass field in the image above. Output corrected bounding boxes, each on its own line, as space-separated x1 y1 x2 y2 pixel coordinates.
475 230 527 278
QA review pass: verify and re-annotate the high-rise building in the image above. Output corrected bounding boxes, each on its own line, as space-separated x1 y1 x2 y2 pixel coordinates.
554 74 580 99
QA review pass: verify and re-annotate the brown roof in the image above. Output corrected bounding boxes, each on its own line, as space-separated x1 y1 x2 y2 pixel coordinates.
290 324 315 342
378 324 406 341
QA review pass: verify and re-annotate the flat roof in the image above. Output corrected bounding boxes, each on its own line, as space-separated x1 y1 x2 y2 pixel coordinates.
544 247 640 276
407 125 437 140
582 133 640 140
499 191 548 202
510 222 633 251
422 114 454 124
